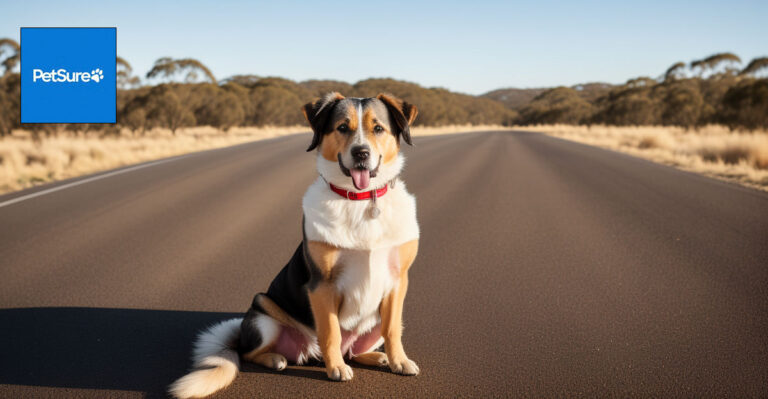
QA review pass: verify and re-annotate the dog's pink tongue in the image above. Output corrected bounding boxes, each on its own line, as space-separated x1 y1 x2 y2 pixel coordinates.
350 169 370 190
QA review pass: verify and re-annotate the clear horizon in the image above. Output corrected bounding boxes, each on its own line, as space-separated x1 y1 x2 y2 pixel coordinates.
2 0 766 95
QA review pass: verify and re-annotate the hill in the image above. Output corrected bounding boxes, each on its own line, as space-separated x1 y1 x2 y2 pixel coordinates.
482 82 613 110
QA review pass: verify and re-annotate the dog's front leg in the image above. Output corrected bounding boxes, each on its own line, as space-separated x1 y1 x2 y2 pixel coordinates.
306 241 352 381
308 283 351 381
380 239 420 376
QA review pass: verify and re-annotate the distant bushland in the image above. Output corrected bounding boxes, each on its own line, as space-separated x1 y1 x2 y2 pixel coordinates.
508 52 768 130
0 43 766 136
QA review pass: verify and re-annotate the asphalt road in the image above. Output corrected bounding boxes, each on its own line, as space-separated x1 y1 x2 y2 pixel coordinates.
1 131 767 398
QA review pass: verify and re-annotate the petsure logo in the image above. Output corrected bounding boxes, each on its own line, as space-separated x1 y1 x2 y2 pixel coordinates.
33 68 105 83
21 28 116 123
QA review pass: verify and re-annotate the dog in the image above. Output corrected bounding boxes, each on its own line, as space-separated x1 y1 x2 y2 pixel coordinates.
170 92 421 398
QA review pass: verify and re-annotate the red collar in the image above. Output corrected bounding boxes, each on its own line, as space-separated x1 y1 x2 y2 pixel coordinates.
329 183 388 200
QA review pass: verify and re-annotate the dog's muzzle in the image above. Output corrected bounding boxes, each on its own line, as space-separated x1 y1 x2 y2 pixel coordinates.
337 153 381 190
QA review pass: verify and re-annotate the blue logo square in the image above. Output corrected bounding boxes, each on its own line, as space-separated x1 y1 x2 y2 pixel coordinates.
21 27 116 123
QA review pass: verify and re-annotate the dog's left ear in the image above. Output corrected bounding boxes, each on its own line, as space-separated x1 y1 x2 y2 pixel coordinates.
303 92 345 151
377 93 418 145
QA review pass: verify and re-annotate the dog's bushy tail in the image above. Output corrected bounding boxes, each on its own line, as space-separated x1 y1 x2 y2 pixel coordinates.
169 318 242 399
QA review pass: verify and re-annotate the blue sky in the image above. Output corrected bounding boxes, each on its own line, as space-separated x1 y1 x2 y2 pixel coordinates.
2 0 766 94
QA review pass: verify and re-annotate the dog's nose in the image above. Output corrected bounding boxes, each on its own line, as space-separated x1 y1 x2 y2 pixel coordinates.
351 145 370 161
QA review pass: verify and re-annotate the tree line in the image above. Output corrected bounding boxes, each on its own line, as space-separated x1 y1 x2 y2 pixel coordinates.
0 40 514 136
512 53 768 130
0 39 766 136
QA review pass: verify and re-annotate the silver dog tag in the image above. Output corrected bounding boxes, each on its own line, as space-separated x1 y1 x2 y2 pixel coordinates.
368 189 380 219
368 205 380 219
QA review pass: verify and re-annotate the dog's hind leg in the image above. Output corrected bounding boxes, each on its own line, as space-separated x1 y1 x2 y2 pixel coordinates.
241 295 315 370
240 313 293 371
255 294 315 337
240 310 284 369
350 326 388 367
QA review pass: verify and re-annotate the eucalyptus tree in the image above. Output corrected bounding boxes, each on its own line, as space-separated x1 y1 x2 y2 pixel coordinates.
146 57 216 84
518 87 594 125
116 56 141 89
740 57 768 77
0 38 20 76
664 62 686 81
690 53 742 77
721 79 768 130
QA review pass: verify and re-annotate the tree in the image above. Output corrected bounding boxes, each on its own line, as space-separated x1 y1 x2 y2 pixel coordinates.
592 78 660 126
122 107 148 135
690 52 742 77
664 62 686 81
221 74 262 87
248 86 305 126
660 80 704 128
0 73 20 136
720 79 768 130
119 89 151 135
626 76 657 88
116 56 140 89
145 85 196 134
188 83 245 131
0 38 20 77
300 79 354 98
146 57 216 84
740 57 768 77
518 87 594 125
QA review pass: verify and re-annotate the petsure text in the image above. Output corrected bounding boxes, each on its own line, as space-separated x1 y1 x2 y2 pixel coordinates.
32 68 104 83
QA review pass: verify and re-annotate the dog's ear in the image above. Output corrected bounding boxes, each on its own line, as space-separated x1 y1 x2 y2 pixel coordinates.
303 92 345 152
376 93 418 146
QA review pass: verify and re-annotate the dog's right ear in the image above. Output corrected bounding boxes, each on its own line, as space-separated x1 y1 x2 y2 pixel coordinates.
303 92 345 152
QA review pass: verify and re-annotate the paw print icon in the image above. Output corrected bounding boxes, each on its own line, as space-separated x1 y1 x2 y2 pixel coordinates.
90 68 104 83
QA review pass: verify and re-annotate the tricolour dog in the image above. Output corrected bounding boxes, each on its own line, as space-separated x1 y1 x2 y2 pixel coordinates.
170 93 420 398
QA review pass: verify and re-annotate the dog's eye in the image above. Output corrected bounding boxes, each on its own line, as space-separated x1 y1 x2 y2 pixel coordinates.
373 125 383 134
337 124 349 133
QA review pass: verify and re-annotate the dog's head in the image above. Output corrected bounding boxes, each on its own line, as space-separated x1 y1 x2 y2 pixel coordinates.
303 92 418 192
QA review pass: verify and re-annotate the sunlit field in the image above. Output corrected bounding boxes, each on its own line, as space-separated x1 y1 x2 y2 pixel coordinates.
523 124 768 191
3 124 765 195
0 127 304 194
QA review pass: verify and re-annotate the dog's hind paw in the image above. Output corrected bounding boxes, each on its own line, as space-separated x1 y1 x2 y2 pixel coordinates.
327 364 354 381
253 352 287 371
267 354 287 371
351 351 389 367
390 357 420 376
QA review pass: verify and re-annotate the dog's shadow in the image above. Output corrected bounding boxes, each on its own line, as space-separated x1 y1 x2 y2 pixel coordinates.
0 307 328 397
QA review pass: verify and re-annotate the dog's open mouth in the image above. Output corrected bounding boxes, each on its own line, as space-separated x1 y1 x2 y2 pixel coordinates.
337 154 381 190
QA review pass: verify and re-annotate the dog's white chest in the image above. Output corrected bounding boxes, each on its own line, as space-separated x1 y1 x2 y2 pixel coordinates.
303 178 420 250
334 246 399 333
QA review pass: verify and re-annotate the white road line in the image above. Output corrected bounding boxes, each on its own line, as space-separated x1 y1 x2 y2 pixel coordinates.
0 156 188 209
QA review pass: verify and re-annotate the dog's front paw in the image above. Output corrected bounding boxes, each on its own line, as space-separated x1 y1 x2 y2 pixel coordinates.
389 357 420 376
327 364 354 381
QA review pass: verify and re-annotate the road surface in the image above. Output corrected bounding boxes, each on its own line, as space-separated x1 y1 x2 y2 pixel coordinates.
1 131 767 398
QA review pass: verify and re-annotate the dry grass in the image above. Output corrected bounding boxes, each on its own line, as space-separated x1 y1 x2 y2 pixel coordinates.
0 126 307 194
411 124 513 136
520 124 768 191
0 124 512 195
